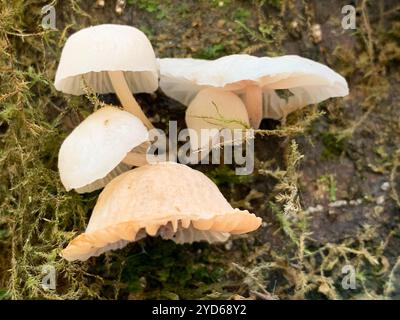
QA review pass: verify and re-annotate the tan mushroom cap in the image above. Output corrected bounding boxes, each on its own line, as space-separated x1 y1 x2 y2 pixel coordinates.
61 162 262 261
58 106 148 193
185 87 250 151
54 24 158 95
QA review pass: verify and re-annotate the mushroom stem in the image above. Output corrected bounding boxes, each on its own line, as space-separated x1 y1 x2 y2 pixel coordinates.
108 71 154 129
244 85 263 128
121 141 150 167
122 151 148 167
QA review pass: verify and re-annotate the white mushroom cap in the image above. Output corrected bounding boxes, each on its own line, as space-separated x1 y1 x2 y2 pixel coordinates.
58 106 148 193
54 24 158 95
159 54 349 119
186 87 249 151
61 162 262 261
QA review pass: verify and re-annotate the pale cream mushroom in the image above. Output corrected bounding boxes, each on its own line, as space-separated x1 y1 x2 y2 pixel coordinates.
159 54 349 128
186 87 250 152
58 106 148 193
54 24 158 129
61 162 262 261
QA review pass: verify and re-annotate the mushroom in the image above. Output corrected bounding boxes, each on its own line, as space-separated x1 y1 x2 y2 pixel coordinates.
58 106 148 193
61 162 262 261
54 24 158 129
159 54 349 128
186 87 250 152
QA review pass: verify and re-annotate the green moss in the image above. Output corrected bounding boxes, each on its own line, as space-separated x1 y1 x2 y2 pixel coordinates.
321 132 347 159
121 240 227 299
0 229 9 240
318 174 337 202
0 289 10 300
195 43 226 60
207 165 251 186
269 202 299 246
233 8 251 23
127 0 168 20
263 0 282 9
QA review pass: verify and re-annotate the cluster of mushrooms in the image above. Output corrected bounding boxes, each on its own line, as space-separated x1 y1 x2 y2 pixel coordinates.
54 24 348 262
